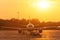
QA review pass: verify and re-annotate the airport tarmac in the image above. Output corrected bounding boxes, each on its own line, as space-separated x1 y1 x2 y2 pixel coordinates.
0 30 60 40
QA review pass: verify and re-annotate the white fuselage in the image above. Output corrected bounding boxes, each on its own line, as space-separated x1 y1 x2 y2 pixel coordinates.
26 22 34 31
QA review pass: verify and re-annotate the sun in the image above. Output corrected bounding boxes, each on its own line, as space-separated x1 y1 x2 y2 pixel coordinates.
37 1 49 8
31 1 51 9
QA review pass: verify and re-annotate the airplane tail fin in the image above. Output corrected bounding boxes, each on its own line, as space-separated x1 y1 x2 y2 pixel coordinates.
29 16 31 24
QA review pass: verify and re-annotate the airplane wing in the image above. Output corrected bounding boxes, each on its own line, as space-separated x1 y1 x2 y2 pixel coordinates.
18 28 42 30
18 28 42 33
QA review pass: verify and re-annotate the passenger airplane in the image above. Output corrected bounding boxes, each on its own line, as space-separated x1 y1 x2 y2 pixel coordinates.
18 21 42 36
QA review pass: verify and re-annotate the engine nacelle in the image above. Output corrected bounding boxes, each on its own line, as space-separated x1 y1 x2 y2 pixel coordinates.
18 28 22 33
39 29 42 33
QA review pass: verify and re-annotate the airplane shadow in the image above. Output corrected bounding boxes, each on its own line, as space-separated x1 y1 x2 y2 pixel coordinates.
28 34 42 38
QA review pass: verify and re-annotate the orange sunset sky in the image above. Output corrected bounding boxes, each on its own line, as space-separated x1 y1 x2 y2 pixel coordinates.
0 0 60 22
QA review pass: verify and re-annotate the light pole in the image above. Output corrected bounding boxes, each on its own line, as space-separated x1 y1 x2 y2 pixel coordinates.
17 11 20 27
17 11 19 20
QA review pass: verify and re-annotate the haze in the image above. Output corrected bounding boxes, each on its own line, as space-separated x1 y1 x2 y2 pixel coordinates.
0 0 60 22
